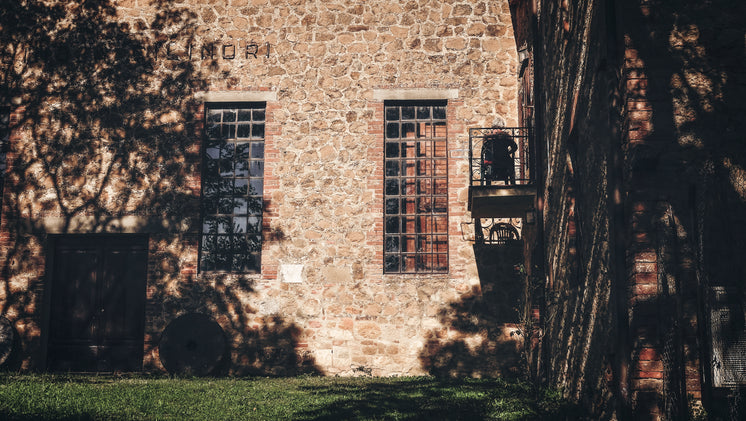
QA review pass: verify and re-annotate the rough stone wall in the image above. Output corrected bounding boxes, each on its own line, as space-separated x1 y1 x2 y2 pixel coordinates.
0 0 521 377
524 0 746 419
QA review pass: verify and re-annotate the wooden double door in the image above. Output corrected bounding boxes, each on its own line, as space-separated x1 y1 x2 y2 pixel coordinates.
46 235 148 372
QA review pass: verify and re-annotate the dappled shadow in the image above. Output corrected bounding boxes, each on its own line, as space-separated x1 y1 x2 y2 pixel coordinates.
419 242 526 378
294 377 582 421
148 270 319 376
621 0 746 419
0 0 205 370
528 0 746 418
0 0 318 376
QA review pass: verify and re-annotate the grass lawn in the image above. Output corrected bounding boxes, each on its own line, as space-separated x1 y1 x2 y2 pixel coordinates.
0 374 577 420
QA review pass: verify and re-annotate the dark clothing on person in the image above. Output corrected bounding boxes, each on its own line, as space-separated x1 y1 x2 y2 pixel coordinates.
482 131 518 184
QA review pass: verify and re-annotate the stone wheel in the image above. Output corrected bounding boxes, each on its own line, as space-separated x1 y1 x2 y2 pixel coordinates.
0 317 14 367
158 313 226 376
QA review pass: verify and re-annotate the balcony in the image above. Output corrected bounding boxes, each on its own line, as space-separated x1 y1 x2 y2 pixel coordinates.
468 127 536 218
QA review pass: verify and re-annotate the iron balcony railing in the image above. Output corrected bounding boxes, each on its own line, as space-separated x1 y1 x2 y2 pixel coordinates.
468 127 534 187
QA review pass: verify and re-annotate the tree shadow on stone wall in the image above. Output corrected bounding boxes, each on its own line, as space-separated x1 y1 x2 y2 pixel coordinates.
534 0 746 419
419 242 526 378
0 0 319 376
622 1 746 419
149 269 319 376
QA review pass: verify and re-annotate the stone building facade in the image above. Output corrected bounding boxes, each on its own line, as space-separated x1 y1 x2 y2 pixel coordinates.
0 0 524 377
4 1 743 419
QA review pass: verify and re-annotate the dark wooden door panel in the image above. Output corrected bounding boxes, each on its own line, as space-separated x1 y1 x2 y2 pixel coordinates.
47 235 148 372
48 248 99 343
100 247 147 340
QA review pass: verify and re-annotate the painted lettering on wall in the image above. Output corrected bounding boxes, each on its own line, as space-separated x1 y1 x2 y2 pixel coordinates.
159 40 271 61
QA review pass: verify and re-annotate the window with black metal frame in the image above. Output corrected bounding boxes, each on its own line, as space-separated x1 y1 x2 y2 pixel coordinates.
383 101 448 274
200 103 265 273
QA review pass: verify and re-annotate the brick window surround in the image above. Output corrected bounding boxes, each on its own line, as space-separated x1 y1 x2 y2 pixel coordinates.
383 100 449 274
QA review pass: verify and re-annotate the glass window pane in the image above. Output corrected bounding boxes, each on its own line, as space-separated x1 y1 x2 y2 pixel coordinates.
207 110 222 123
418 160 432 176
385 198 399 214
401 106 415 119
385 142 399 158
434 179 447 195
233 198 248 215
386 122 399 139
402 160 416 177
252 124 264 139
221 143 235 159
222 124 235 139
233 179 248 195
418 197 432 213
219 160 233 177
434 140 447 157
218 197 233 214
433 106 446 119
416 254 432 271
434 197 447 213
385 236 400 252
418 179 432 195
237 110 252 122
401 178 416 195
250 142 264 158
385 217 399 234
249 179 263 196
402 217 416 233
385 179 399 196
249 160 264 177
385 161 400 177
202 235 216 249
433 216 448 233
235 142 251 159
207 124 221 139
384 254 400 272
434 159 447 176
247 216 261 233
223 110 236 122
402 256 416 272
385 107 398 120
237 124 251 138
417 106 430 119
235 160 249 177
417 235 431 252
402 122 416 139
401 141 416 157
203 217 218 234
401 198 416 215
402 236 416 252
417 122 431 138
252 109 265 121
217 218 231 234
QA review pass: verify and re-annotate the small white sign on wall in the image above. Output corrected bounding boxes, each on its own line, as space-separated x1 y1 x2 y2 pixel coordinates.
280 264 304 283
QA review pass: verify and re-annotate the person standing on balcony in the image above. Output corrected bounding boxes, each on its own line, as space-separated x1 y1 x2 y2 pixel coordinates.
482 128 517 185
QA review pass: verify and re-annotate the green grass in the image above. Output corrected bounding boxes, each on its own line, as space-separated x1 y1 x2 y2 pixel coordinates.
0 374 578 420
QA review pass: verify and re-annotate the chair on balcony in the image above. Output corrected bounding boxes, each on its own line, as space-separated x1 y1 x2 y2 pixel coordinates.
488 222 520 245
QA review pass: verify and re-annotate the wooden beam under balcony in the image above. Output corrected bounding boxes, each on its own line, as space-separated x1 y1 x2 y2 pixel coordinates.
469 185 536 218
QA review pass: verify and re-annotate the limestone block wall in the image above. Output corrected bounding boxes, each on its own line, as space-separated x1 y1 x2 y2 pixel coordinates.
0 0 521 376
